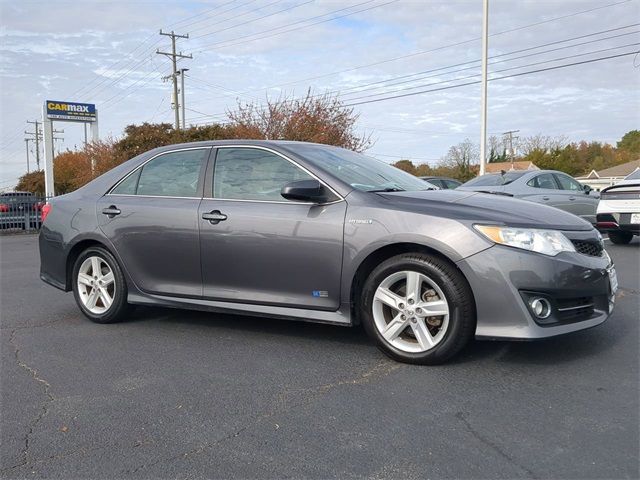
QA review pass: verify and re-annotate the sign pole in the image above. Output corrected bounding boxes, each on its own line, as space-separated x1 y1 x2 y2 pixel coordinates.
42 104 55 198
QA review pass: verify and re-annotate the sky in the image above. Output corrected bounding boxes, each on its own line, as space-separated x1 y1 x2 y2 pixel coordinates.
1 0 639 190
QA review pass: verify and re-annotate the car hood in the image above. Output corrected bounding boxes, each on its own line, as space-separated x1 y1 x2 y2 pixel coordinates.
377 190 593 231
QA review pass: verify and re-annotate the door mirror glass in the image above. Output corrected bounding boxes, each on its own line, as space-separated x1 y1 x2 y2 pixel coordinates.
582 184 592 194
281 179 328 203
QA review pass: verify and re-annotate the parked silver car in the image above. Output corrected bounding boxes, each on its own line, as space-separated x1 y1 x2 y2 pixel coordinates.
458 170 599 224
39 141 616 364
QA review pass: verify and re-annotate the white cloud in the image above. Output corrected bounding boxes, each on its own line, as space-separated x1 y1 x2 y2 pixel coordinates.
0 0 639 187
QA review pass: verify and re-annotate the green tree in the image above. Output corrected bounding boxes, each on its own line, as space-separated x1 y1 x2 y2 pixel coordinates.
617 130 640 156
392 160 417 174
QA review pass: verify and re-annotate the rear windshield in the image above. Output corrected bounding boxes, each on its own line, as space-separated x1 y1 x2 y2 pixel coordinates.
463 172 525 187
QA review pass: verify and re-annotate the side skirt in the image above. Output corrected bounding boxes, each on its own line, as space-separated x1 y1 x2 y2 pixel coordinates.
127 292 353 327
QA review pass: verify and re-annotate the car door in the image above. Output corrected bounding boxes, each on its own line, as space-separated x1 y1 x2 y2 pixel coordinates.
97 147 210 297
198 146 346 310
520 172 563 208
553 173 598 223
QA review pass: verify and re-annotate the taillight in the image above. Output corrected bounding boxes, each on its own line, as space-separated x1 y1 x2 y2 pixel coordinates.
41 203 52 222
0 203 8 213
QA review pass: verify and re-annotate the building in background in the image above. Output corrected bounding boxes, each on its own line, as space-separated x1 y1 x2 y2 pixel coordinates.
576 159 640 191
485 161 539 174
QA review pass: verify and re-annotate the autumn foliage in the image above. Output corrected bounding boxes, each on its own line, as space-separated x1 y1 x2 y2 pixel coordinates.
16 92 370 195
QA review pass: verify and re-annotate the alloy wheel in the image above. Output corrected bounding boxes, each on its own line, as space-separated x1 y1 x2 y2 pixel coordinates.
77 256 116 315
372 270 450 353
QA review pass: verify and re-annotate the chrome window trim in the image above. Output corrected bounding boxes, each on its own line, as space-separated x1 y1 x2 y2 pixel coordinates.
211 144 345 205
106 146 212 197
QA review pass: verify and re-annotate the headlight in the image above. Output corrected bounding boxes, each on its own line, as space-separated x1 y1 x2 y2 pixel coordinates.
474 225 576 256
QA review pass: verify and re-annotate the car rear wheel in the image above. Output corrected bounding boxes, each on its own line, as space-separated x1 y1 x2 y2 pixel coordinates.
360 253 475 365
608 231 633 245
72 247 131 323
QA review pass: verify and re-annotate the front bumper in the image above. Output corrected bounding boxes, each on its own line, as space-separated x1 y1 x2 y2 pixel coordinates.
457 241 615 340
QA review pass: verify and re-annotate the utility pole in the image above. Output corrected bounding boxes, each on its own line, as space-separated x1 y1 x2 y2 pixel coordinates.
157 30 191 130
179 68 189 129
26 120 41 170
24 138 31 173
479 0 489 176
502 130 520 168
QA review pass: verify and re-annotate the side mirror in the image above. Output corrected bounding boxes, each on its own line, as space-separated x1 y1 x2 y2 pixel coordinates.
583 184 592 195
281 179 328 203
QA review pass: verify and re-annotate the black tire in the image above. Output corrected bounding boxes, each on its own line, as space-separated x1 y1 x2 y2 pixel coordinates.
72 246 132 324
360 253 476 365
608 231 633 245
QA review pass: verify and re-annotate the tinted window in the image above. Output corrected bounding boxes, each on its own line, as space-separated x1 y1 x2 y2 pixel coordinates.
120 149 207 197
283 144 431 192
213 148 313 201
554 174 583 191
463 172 525 187
444 180 461 189
527 173 558 189
112 170 140 195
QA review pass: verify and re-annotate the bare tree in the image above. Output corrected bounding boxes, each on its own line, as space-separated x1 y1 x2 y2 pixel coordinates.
519 134 568 155
441 138 479 180
226 90 373 152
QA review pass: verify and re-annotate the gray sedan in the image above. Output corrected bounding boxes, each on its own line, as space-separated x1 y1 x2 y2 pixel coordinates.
39 141 616 364
458 170 599 224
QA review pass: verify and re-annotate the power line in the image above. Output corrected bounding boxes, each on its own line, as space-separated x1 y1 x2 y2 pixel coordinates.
340 41 640 103
205 0 634 100
193 0 399 52
191 0 304 39
316 25 640 100
343 50 638 107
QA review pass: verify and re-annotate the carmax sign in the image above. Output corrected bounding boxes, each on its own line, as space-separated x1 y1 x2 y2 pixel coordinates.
46 100 96 122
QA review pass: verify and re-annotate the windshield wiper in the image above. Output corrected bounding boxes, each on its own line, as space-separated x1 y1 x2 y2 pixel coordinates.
367 187 405 193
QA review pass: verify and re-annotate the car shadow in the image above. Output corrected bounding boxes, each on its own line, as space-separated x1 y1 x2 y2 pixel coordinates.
126 305 372 347
126 305 626 366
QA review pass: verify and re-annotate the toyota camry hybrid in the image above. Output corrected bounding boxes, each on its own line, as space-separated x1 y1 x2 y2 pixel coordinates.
39 140 617 364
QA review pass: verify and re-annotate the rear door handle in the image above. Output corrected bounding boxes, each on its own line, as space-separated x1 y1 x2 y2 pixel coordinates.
569 196 576 201
202 210 227 224
102 206 121 218
542 196 550 201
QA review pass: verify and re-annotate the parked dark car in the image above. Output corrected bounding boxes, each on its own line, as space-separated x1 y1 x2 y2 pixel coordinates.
458 170 599 224
0 191 43 229
420 176 462 189
39 141 616 364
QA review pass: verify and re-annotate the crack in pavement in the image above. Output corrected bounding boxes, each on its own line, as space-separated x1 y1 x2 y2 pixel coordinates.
124 360 403 475
455 412 537 479
4 329 56 472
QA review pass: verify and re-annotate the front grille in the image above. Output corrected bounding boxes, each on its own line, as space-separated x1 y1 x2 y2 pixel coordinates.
571 240 603 257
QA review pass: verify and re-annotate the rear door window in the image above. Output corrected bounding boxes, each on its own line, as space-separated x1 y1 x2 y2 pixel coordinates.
527 173 558 189
112 149 209 197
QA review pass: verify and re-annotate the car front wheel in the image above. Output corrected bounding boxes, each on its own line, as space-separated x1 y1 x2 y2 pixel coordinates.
360 253 476 365
72 246 131 323
608 231 633 245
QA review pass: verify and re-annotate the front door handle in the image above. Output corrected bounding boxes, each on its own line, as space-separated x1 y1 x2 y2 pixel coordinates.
202 210 227 224
569 196 576 201
102 205 121 218
542 196 550 201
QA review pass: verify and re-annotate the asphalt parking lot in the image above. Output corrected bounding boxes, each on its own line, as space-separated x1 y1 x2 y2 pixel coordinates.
1 234 638 479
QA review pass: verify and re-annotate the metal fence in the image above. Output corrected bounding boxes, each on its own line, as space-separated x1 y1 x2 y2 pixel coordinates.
0 195 46 233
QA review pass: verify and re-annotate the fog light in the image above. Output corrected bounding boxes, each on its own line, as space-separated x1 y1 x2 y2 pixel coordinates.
529 298 551 319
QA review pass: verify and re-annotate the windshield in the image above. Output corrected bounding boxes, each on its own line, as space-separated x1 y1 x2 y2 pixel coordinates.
462 172 525 187
284 144 433 192
625 169 640 180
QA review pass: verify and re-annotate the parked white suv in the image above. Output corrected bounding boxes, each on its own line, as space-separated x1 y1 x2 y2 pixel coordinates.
596 169 640 244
